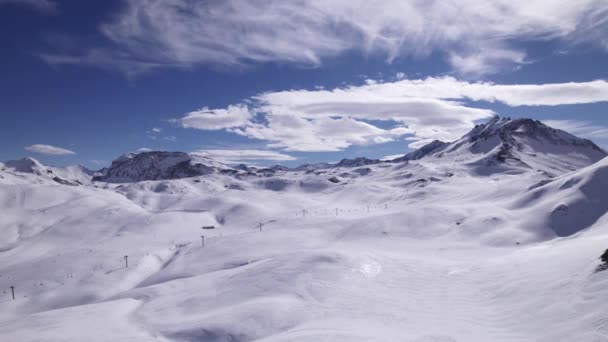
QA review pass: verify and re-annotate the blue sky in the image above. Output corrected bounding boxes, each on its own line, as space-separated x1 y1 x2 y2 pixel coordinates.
1 0 607 168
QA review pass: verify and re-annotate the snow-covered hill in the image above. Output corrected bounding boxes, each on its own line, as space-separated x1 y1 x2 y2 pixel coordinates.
1 117 608 342
514 156 608 237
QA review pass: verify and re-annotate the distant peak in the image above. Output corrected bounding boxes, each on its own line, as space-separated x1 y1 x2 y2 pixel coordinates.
467 116 560 144
4 157 45 173
335 157 380 167
95 150 230 183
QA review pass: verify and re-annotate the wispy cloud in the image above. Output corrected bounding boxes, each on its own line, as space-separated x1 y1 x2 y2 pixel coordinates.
178 77 608 151
39 0 608 77
381 154 404 161
304 77 608 107
181 105 252 130
192 149 297 164
543 119 608 140
0 0 57 14
24 144 75 155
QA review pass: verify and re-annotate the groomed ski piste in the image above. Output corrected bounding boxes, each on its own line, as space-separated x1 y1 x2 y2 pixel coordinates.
1 117 608 342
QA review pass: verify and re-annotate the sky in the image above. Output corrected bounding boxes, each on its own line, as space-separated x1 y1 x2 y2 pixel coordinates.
0 0 607 168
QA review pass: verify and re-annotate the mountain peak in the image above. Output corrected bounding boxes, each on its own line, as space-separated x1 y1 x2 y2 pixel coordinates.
467 116 547 140
93 151 230 183
403 116 607 176
4 157 45 174
466 116 604 153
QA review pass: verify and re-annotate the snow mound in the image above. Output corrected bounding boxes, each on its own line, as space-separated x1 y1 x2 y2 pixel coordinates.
514 156 608 236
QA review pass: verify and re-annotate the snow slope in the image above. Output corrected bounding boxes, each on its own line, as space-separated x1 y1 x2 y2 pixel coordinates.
1 118 608 342
514 156 608 237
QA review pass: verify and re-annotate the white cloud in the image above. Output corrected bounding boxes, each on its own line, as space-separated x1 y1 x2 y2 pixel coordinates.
136 147 152 152
405 138 442 149
163 136 177 142
232 115 399 152
0 0 57 14
192 149 297 164
449 79 608 106
312 77 608 107
395 72 406 80
181 104 252 130
381 154 404 161
448 48 527 78
40 0 608 76
24 144 76 155
179 77 608 151
247 84 494 150
543 120 608 140
151 127 162 133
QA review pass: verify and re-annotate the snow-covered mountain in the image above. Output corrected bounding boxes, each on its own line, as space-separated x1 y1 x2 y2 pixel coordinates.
2 117 608 342
395 116 606 176
92 151 233 183
91 153 384 183
3 157 47 174
292 157 381 171
1 157 97 186
391 140 447 162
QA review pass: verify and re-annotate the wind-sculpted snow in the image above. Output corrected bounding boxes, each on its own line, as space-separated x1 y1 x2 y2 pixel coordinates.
1 117 608 341
514 157 608 237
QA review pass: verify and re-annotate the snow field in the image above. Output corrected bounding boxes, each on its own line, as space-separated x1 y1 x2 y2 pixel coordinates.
0 155 607 341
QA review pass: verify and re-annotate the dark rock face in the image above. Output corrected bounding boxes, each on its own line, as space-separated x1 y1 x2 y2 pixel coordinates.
294 163 332 171
270 165 289 171
601 249 608 264
52 177 82 186
292 158 380 171
92 151 219 183
334 157 381 168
